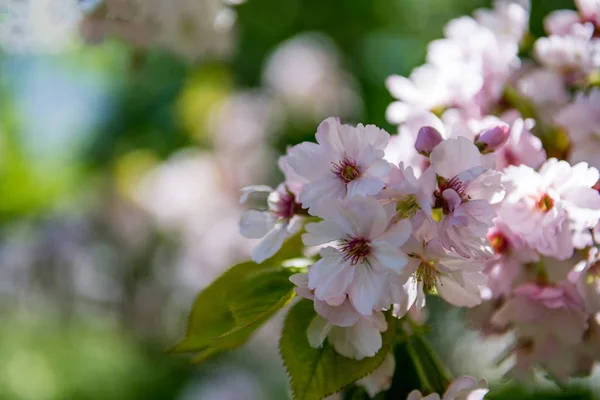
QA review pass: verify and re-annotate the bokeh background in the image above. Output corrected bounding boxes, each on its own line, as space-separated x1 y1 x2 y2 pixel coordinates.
0 0 594 399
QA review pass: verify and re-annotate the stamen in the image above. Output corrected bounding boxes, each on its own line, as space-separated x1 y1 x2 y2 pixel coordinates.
340 236 371 265
396 195 420 219
331 158 361 184
536 193 554 213
439 176 469 202
488 231 509 254
416 261 440 292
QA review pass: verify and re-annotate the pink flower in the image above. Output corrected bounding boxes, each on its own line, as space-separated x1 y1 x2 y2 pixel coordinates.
499 159 600 259
576 0 600 27
494 110 547 169
302 197 412 315
407 376 488 400
482 221 538 299
282 117 391 214
555 89 600 169
534 21 599 77
398 213 488 310
430 137 504 258
491 281 589 381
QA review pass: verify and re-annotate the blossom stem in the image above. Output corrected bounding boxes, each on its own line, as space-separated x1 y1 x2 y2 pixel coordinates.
404 316 454 393
407 341 435 394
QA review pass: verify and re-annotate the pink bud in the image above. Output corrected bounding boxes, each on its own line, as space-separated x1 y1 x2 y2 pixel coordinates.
415 126 443 156
475 124 510 153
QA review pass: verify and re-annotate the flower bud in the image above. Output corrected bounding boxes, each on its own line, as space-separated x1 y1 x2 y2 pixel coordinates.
475 124 510 153
415 126 443 156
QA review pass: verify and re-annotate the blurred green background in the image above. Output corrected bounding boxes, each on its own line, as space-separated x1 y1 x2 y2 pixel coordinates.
0 0 593 399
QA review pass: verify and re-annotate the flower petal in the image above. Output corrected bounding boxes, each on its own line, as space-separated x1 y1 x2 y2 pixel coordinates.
239 210 277 238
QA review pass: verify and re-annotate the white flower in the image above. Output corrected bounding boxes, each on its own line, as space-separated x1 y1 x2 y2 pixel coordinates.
239 154 308 263
307 311 388 361
282 117 391 214
303 197 411 315
239 184 304 263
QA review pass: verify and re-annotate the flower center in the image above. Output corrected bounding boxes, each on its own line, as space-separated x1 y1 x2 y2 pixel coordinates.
536 193 554 213
435 175 470 214
331 158 361 184
340 236 371 265
488 231 509 254
273 190 301 220
416 261 440 292
396 194 420 219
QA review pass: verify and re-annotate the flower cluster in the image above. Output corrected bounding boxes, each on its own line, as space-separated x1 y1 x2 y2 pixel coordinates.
242 116 507 361
235 0 600 398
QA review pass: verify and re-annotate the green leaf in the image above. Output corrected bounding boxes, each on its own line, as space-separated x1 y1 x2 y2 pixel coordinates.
280 299 397 400
170 261 296 361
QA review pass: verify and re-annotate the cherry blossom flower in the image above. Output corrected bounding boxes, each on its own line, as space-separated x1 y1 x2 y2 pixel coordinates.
239 158 308 263
378 162 436 220
396 213 488 311
302 197 411 315
491 281 589 382
430 137 505 259
407 376 488 400
481 221 538 299
493 111 547 170
555 89 600 169
499 159 600 259
282 117 391 214
307 311 389 360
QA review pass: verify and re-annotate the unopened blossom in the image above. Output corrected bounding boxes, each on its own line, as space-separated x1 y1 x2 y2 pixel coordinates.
499 159 600 259
302 197 411 315
415 126 444 156
474 124 510 153
555 89 600 169
282 117 391 214
397 213 488 311
430 137 505 259
407 376 488 400
384 111 445 175
357 353 395 398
